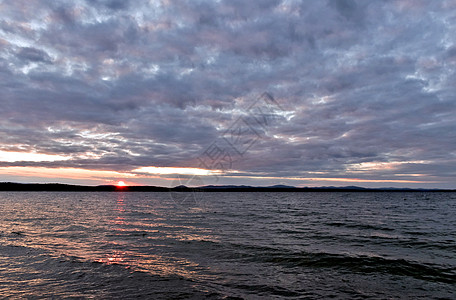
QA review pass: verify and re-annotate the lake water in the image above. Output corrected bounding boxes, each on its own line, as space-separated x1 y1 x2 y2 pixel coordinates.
0 192 455 299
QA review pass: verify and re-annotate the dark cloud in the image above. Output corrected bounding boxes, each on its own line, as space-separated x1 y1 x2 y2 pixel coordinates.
0 0 455 187
16 47 52 63
97 0 130 10
330 0 366 25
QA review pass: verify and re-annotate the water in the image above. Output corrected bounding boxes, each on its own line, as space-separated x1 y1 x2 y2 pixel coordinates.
0 192 455 299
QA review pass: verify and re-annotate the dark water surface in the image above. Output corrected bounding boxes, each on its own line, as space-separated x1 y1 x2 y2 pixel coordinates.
0 192 455 299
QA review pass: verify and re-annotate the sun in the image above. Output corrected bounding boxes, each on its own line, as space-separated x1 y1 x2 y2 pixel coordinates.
116 181 127 187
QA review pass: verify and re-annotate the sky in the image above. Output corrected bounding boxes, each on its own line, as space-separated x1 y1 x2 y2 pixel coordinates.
0 0 455 188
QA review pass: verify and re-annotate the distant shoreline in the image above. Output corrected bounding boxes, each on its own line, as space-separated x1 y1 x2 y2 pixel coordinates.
0 182 454 192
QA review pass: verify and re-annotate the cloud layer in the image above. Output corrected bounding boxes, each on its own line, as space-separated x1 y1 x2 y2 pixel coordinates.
0 0 455 187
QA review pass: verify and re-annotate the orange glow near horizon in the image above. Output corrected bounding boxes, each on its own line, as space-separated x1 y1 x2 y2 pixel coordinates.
0 165 440 187
0 166 135 180
0 150 70 162
0 166 163 185
223 175 436 184
133 166 221 176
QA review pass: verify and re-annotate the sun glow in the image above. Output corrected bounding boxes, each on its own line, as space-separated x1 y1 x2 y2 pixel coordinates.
0 150 69 162
116 181 127 187
133 166 221 176
346 160 430 171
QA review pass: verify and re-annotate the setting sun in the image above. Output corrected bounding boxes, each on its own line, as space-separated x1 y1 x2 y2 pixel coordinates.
116 181 127 187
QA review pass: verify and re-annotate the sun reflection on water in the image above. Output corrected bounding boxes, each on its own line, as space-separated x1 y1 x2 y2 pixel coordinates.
93 193 219 281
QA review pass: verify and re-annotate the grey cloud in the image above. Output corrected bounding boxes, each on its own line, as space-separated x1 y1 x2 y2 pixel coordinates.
330 0 366 25
16 47 52 63
0 0 455 187
94 0 130 10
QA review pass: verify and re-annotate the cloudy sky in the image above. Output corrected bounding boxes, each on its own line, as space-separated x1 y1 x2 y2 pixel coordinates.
0 0 455 188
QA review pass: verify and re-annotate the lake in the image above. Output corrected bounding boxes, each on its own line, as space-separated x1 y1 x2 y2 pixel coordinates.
0 192 455 299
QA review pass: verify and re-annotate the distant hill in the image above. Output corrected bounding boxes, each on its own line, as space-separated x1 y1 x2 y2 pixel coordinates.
0 182 453 192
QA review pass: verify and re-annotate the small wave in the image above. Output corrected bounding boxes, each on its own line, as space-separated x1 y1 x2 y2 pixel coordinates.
225 282 301 297
0 244 220 299
197 240 455 284
325 221 395 232
258 251 456 284
55 225 90 232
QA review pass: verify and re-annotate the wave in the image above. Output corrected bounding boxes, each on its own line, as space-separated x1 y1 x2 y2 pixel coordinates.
183 239 455 284
324 221 395 232
253 251 456 284
0 244 219 299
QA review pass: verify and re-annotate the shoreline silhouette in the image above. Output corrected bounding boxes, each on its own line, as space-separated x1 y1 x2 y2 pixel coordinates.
0 182 453 192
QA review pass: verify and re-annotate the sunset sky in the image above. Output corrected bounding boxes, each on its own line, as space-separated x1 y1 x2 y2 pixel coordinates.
0 0 455 188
